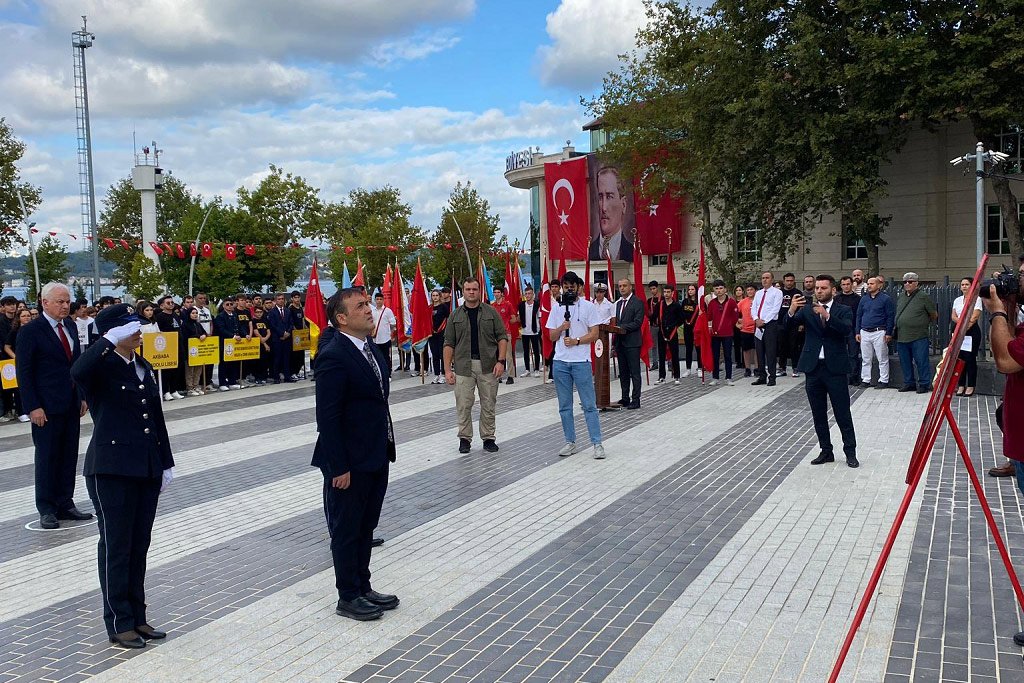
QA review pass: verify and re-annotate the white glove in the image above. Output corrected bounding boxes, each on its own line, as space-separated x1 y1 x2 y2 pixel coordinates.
160 467 175 493
103 320 142 345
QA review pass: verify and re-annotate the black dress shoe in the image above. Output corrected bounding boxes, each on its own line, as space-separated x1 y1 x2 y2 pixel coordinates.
40 514 59 529
110 631 146 648
618 398 630 406
875 382 889 390
56 506 93 521
916 385 930 394
810 453 835 465
336 596 384 621
458 438 471 454
626 401 640 410
371 537 384 547
847 456 860 468
1014 631 1024 646
483 439 499 453
751 378 766 386
136 624 166 639
767 379 776 386
363 590 400 610
506 377 514 384
898 384 916 392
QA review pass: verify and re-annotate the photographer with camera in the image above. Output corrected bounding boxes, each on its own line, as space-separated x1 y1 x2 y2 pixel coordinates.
546 271 605 459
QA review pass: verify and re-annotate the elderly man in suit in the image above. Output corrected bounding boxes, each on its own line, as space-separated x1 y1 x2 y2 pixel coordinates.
72 303 175 648
613 278 645 409
267 292 294 384
784 274 859 468
312 288 398 622
15 282 91 529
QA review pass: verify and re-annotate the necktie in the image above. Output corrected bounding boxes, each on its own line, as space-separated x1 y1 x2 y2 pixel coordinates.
603 237 611 259
364 341 394 443
56 322 72 361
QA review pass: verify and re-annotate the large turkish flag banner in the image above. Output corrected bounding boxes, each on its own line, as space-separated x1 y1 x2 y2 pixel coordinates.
544 157 589 260
633 184 688 255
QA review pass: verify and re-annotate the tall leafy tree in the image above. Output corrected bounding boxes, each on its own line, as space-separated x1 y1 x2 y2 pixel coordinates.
0 118 42 253
24 236 70 298
425 182 502 285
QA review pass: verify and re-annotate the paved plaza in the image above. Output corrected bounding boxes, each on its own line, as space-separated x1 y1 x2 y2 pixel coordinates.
1 370 1024 682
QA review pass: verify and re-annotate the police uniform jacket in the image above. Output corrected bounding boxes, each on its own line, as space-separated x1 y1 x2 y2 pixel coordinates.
72 338 174 478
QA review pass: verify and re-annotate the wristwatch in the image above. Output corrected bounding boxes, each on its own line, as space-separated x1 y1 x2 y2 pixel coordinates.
991 312 1009 321
497 359 506 365
574 337 581 344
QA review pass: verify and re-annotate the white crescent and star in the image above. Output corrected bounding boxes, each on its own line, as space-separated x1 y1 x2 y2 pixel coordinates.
551 178 575 225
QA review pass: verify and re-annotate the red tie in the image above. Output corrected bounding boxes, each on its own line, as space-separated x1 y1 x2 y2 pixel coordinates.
56 322 72 361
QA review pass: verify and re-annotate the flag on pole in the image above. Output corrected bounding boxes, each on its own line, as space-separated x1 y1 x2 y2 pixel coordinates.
582 249 591 299
480 253 493 304
693 236 714 375
632 238 655 370
382 264 393 308
392 262 410 348
540 259 553 360
341 261 352 289
353 258 365 287
504 250 521 342
304 256 328 358
410 258 433 353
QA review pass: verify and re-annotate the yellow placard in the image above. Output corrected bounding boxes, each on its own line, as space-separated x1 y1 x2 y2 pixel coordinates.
223 337 261 361
188 336 220 366
142 331 179 369
0 360 16 389
292 329 311 351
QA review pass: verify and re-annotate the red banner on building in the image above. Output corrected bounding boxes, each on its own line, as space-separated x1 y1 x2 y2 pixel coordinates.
544 157 589 261
633 186 687 255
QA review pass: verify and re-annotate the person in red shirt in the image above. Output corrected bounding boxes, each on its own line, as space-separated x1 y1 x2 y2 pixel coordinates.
492 288 519 384
708 280 741 386
737 284 758 377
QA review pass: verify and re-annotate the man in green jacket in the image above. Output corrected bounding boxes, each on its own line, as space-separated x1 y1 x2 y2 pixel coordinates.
894 272 938 393
443 277 509 454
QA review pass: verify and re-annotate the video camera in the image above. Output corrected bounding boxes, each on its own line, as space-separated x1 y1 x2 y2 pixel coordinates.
979 266 1021 299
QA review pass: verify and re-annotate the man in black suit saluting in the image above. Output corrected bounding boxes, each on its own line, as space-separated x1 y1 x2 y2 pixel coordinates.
784 274 859 468
15 282 92 529
312 288 398 621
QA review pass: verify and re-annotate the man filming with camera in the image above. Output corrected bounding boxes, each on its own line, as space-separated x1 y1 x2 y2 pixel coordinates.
981 257 1024 646
546 271 605 459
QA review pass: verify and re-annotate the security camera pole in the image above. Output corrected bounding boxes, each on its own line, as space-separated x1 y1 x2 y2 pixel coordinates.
951 143 1010 266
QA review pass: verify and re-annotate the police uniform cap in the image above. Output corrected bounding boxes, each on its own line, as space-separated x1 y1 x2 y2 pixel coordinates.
95 303 141 334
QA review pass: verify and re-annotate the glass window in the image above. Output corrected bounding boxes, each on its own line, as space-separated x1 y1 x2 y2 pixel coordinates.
649 254 668 266
998 125 1023 175
736 224 761 263
845 237 867 260
987 203 1024 256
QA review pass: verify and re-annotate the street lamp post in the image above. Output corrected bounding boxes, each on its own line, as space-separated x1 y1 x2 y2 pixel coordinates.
951 145 1010 266
449 215 475 275
16 189 41 301
187 204 216 296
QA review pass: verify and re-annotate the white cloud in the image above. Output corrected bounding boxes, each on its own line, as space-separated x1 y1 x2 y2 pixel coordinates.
371 29 461 68
535 0 648 91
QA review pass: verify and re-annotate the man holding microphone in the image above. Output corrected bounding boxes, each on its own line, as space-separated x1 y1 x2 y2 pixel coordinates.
546 271 605 459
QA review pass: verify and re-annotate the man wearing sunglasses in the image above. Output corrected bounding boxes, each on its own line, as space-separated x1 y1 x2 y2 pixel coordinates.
894 273 938 393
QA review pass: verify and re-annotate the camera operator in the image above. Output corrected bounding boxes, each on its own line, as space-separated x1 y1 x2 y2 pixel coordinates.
981 257 1024 645
546 271 605 459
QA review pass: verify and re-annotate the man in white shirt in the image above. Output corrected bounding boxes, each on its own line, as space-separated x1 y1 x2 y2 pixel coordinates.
751 271 784 386
194 292 216 390
592 283 616 325
546 271 605 459
371 291 397 364
518 286 542 377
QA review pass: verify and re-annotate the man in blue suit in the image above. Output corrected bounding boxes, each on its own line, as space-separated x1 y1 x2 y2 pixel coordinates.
312 288 397 621
15 282 92 528
267 292 294 384
784 274 859 468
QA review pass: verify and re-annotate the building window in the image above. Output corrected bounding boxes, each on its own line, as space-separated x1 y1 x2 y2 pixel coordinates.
998 125 1023 175
736 224 761 263
845 237 868 260
987 202 1024 256
649 254 668 266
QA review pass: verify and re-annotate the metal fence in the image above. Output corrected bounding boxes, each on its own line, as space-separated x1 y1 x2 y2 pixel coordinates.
880 282 989 358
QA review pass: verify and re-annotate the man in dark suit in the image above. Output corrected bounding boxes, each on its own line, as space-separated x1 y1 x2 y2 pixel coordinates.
588 167 635 262
72 304 175 648
267 292 294 384
784 274 859 468
15 283 92 529
312 288 398 621
613 278 645 409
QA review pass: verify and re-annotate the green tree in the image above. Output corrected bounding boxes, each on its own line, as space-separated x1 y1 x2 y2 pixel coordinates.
118 251 165 302
0 118 42 254
236 165 324 291
25 236 71 298
73 282 87 302
424 182 502 285
325 187 425 292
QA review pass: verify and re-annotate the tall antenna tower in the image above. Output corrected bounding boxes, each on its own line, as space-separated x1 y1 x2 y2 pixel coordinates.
73 16 101 299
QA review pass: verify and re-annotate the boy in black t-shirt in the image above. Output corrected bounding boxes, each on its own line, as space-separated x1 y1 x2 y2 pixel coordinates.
252 306 271 384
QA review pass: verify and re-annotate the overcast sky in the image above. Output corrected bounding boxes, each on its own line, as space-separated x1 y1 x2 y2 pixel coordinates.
2 0 654 253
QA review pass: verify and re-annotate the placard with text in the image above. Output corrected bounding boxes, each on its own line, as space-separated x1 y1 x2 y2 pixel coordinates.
142 331 179 369
223 337 261 361
188 336 220 366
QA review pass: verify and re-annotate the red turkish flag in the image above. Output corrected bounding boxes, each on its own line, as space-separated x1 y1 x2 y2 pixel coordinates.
226 244 237 260
175 243 186 259
103 238 115 248
190 243 197 257
201 242 212 258
148 241 164 256
244 244 255 256
119 239 131 250
544 157 589 260
633 185 688 255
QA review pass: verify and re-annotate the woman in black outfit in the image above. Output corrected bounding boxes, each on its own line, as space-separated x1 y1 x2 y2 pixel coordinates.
3 309 32 422
952 276 982 396
680 284 702 376
429 290 448 384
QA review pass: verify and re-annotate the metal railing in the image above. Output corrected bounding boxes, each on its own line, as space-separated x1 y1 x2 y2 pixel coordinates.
881 282 989 358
